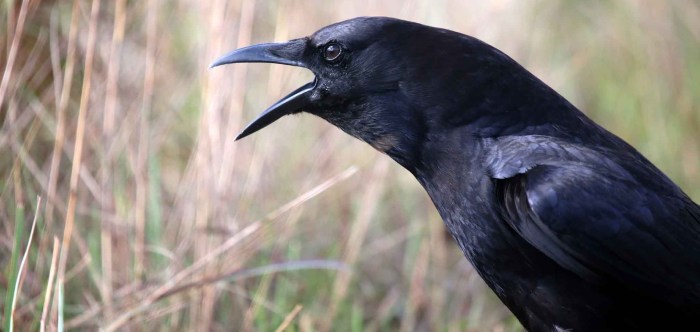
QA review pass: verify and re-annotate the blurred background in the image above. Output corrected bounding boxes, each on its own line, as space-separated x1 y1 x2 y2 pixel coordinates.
1 0 698 331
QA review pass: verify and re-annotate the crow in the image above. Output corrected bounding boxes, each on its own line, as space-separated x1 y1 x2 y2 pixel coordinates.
211 17 700 331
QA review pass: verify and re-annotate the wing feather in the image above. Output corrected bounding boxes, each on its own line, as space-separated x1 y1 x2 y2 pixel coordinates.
489 136 700 309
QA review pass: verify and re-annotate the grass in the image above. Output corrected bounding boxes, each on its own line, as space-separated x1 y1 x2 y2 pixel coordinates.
3 191 23 332
1 0 698 331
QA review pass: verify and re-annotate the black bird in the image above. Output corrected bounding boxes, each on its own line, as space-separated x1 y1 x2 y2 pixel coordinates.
211 17 700 331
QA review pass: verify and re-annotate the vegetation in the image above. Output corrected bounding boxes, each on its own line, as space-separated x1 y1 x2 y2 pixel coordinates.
1 0 698 330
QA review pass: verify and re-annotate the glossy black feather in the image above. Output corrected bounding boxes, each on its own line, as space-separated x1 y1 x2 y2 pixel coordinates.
217 17 700 331
490 138 700 316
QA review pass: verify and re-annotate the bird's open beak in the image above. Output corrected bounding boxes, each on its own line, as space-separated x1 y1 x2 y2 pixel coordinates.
210 40 314 140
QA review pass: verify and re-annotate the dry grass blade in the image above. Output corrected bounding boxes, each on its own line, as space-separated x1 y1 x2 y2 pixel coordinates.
40 237 61 332
56 0 101 299
400 239 429 332
158 260 350 300
0 0 31 106
323 159 389 331
101 222 262 332
102 166 357 331
44 0 80 229
135 0 158 281
99 0 127 322
264 166 358 221
275 304 303 332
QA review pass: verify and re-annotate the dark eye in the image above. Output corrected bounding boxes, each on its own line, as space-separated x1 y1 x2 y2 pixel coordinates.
323 43 342 62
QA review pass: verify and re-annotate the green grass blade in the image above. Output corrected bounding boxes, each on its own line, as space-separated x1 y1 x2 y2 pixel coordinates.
3 204 25 332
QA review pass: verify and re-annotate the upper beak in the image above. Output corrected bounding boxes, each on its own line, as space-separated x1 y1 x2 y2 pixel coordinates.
210 39 314 140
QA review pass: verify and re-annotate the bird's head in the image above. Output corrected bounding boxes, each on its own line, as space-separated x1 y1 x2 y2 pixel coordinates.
211 17 558 172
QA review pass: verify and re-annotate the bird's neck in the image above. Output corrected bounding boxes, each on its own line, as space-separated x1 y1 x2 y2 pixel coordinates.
313 92 430 173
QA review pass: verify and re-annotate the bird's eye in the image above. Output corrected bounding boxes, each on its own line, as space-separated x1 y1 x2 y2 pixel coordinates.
323 43 342 62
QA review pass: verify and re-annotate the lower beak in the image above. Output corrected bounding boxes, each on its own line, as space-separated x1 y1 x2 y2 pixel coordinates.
210 39 313 140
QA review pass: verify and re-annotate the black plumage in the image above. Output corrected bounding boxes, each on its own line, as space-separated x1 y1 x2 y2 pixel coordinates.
211 17 700 331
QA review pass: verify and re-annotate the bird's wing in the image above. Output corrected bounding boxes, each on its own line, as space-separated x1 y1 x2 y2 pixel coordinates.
488 136 700 307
